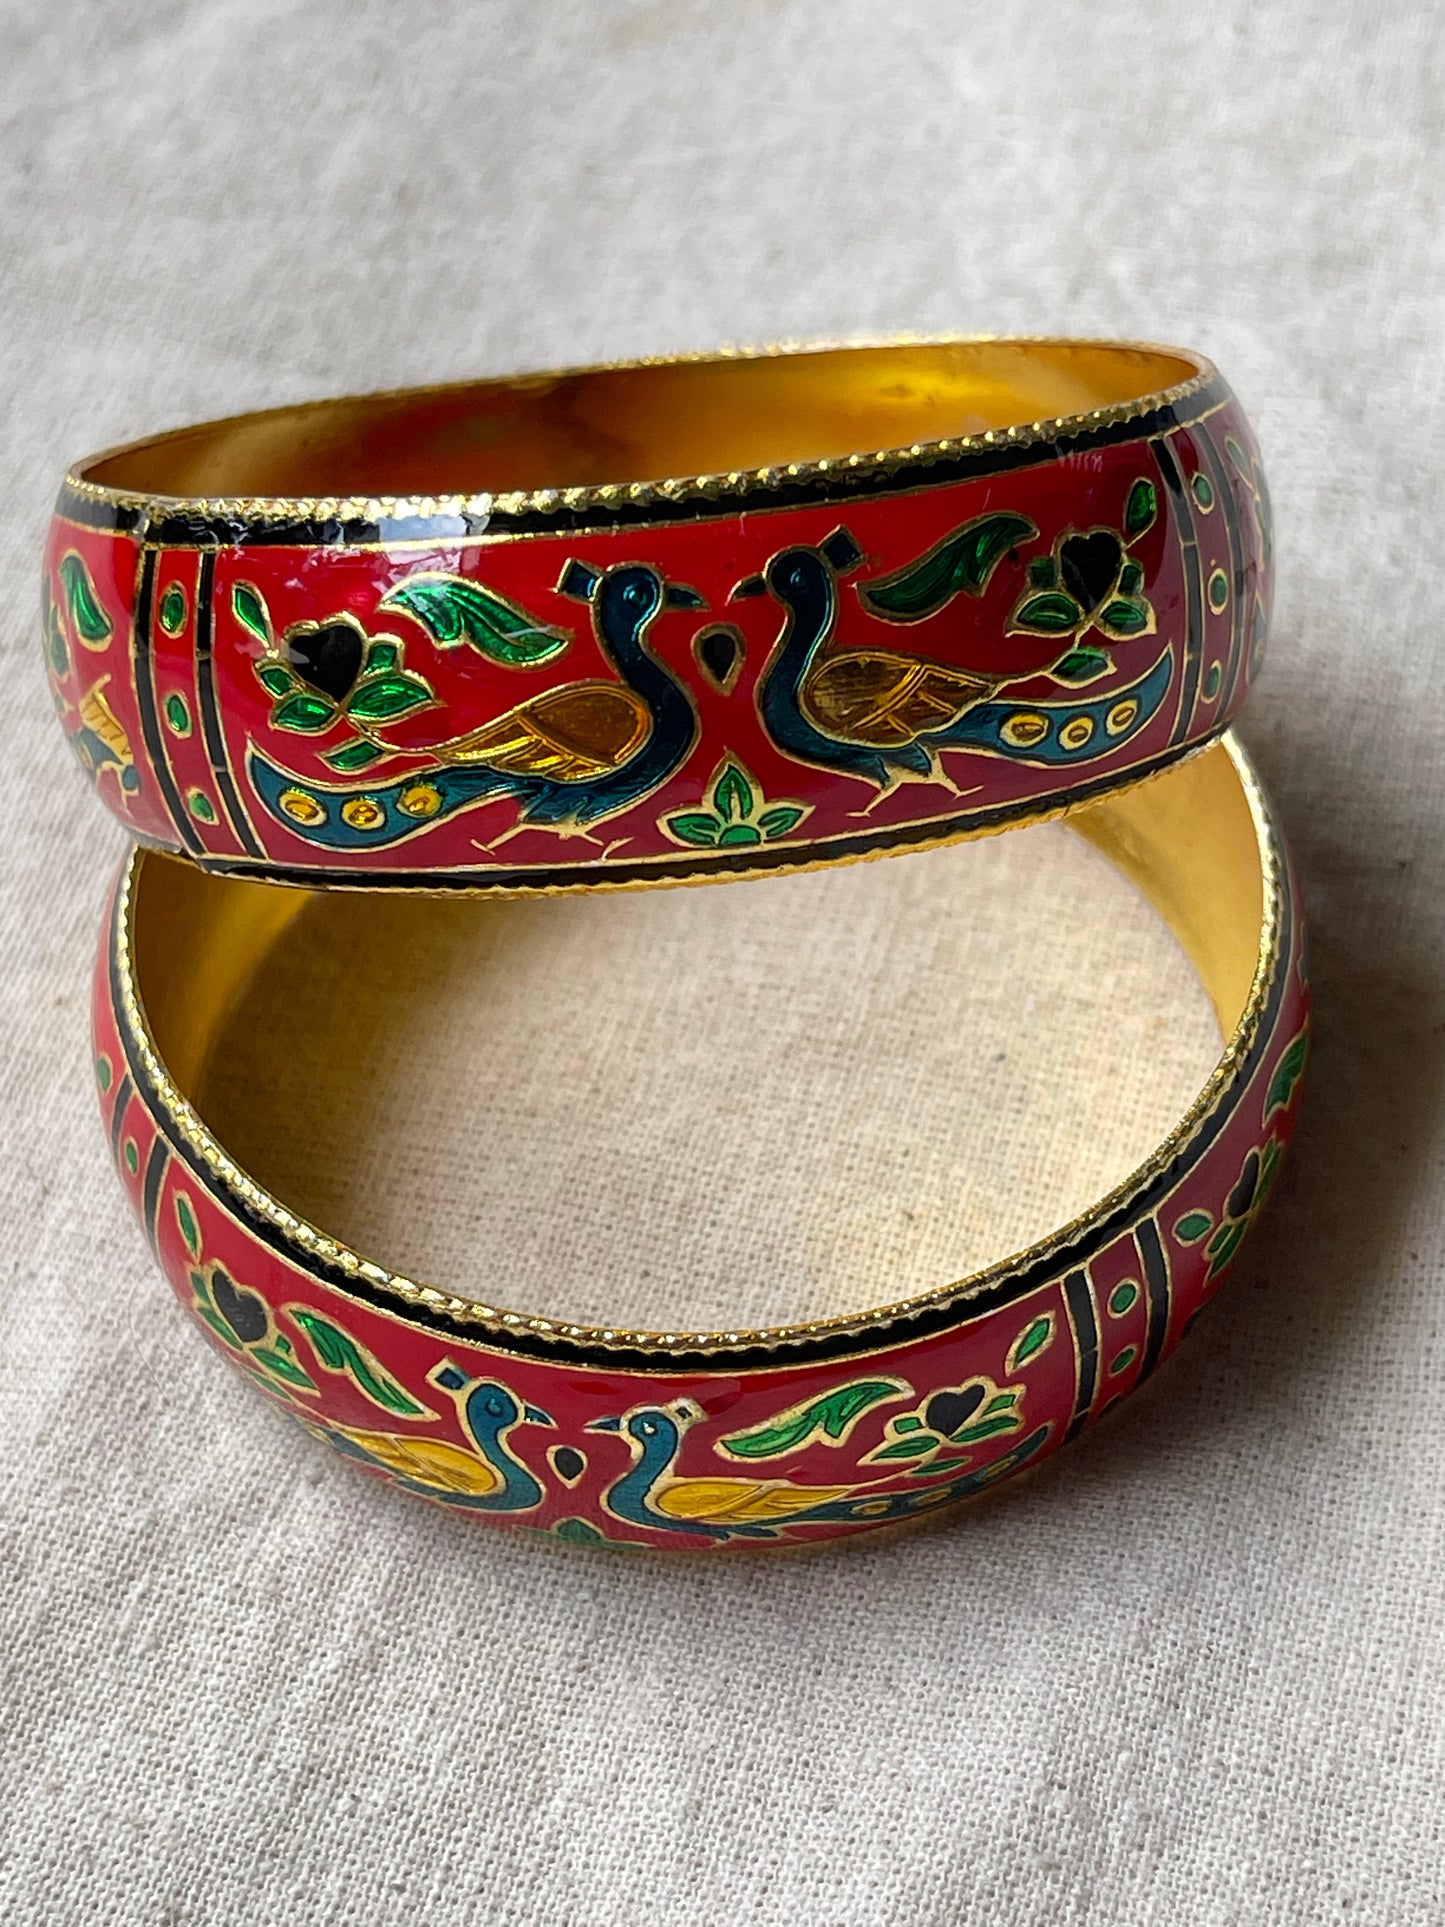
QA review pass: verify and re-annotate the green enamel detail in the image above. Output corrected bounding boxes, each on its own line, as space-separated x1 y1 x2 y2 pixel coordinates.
554 1518 605 1545
186 789 217 824
232 582 271 645
720 1379 905 1460
163 692 192 736
1009 1315 1054 1368
122 1138 139 1175
1191 472 1215 511
858 511 1036 621
1203 661 1223 702
1208 568 1230 612
1108 1279 1139 1317
322 737 387 772
272 691 336 733
158 583 187 636
59 553 112 644
347 672 434 722
1174 1210 1214 1245
175 1194 202 1259
1010 590 1083 636
663 758 809 851
1124 478 1158 540
94 1054 112 1093
290 1308 427 1417
1110 1347 1138 1376
381 575 570 667
1265 1026 1309 1118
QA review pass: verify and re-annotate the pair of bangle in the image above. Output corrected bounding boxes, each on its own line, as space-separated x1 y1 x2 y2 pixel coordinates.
52 337 1307 1551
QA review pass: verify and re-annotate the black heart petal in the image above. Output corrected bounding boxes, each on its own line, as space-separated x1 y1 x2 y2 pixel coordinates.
283 620 365 702
1225 1149 1262 1221
1059 532 1124 614
210 1267 269 1345
924 1385 987 1439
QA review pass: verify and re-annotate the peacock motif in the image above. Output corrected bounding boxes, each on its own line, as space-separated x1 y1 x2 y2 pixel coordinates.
588 1397 1053 1544
247 558 705 852
739 502 1165 805
312 1365 553 1513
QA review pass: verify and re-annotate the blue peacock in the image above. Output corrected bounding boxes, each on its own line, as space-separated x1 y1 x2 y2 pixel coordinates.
247 559 705 853
735 519 1170 803
588 1398 1052 1544
312 1365 553 1513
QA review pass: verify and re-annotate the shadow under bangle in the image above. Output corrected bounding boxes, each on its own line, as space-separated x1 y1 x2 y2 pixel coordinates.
93 733 1308 1551
49 337 1272 893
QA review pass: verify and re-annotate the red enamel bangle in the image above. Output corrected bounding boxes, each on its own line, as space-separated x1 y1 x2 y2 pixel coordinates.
93 735 1307 1551
48 339 1271 892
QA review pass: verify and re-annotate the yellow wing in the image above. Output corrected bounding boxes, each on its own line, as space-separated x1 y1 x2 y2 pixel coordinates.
655 1476 855 1526
79 680 134 764
331 1425 501 1497
802 651 997 748
430 681 651 780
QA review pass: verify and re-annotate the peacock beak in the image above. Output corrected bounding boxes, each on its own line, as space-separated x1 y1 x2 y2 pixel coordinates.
728 574 766 602
663 582 706 610
524 1405 555 1427
556 558 601 602
585 1414 622 1432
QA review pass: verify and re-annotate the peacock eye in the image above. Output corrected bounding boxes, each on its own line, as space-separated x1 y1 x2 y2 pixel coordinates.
484 1395 504 1417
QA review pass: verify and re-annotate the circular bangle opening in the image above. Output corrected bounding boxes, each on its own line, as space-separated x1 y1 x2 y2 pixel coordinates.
118 736 1276 1356
76 338 1207 506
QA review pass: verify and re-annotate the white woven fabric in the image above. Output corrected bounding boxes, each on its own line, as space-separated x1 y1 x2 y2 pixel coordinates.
3 2 1443 1921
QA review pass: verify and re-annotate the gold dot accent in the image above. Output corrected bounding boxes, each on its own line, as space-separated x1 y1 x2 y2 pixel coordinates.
340 795 386 832
1001 712 1049 749
278 788 325 827
1060 714 1096 751
397 782 443 819
1106 698 1140 736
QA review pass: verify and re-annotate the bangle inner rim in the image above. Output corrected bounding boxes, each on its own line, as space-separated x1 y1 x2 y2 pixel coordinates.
79 340 1204 503
124 737 1273 1348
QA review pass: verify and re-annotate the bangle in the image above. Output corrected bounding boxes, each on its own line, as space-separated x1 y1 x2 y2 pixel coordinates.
92 733 1307 1550
50 338 1271 893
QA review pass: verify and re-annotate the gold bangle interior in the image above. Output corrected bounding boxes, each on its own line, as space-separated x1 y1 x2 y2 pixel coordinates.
79 339 1204 501
125 738 1271 1345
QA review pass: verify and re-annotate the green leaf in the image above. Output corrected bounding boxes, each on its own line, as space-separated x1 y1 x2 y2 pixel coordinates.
981 1393 1017 1417
365 640 400 673
1119 560 1144 595
323 737 386 772
860 511 1037 621
1027 556 1057 589
893 1415 924 1433
1010 1315 1053 1367
273 691 337 733
251 1345 317 1391
871 1436 936 1460
720 1379 905 1459
1009 590 1083 636
954 1414 1023 1445
59 554 112 643
1265 1027 1309 1118
554 1518 605 1545
1051 646 1111 685
1205 1220 1249 1278
348 672 434 722
756 805 805 841
257 661 293 698
232 582 271 645
158 583 187 636
1096 598 1151 639
163 692 191 736
195 1304 241 1350
382 575 570 666
46 607 70 677
918 1456 970 1476
1125 478 1158 540
1174 1210 1214 1245
175 1194 201 1259
712 762 754 823
290 1308 426 1416
665 811 722 847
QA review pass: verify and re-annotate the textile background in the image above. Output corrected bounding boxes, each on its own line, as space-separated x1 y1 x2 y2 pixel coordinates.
2 3 1442 1921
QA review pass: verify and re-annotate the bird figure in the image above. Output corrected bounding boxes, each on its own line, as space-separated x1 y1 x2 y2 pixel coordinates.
247 559 705 852
312 1367 553 1514
587 1398 1053 1544
735 514 1036 805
